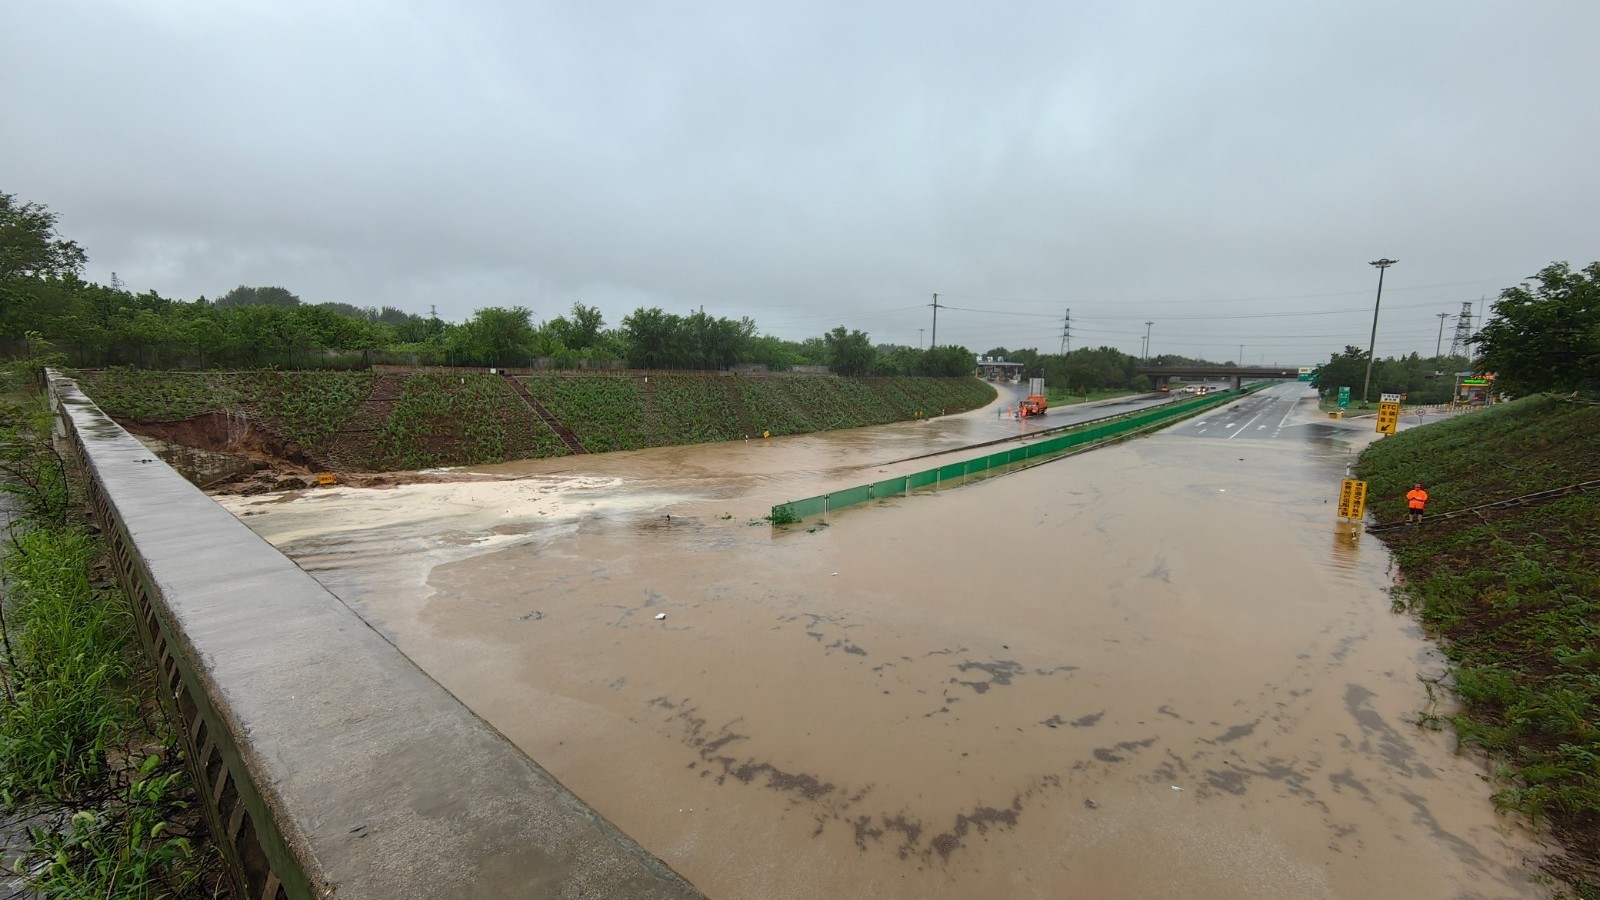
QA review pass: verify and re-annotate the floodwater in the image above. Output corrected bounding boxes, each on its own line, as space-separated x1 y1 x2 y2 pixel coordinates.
219 384 1551 899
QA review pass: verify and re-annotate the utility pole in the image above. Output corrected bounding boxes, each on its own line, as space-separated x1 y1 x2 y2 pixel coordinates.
1237 344 1243 366
930 293 941 349
1058 308 1071 355
1143 321 1154 361
1361 258 1398 407
1435 312 1449 359
918 328 924 350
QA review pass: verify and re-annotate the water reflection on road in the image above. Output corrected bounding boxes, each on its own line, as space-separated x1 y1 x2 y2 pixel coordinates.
220 384 1549 899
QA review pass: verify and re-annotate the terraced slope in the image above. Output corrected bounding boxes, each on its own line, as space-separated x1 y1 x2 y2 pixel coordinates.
75 369 996 471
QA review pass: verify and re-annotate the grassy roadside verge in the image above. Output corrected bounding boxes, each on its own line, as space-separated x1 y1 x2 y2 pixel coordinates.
1 361 226 898
1356 396 1600 895
1043 387 1138 405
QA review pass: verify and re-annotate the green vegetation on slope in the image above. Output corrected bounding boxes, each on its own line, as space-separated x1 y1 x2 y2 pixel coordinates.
1357 396 1600 893
367 373 568 470
74 369 995 471
521 376 646 453
522 374 996 451
75 368 372 456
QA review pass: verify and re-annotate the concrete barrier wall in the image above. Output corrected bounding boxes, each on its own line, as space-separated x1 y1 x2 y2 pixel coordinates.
46 371 705 900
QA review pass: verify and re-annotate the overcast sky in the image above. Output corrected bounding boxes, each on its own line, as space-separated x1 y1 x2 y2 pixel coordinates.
3 0 1597 363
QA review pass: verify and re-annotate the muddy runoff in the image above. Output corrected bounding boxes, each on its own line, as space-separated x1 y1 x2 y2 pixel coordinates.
219 386 1549 899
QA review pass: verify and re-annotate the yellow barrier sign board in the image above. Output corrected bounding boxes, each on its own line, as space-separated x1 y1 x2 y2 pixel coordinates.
1376 401 1400 434
316 473 337 486
1337 478 1367 520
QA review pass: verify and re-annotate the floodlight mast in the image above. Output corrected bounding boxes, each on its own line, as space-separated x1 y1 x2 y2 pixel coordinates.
1360 258 1398 406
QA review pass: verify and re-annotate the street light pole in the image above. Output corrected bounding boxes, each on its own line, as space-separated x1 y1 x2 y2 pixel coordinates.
1360 258 1398 407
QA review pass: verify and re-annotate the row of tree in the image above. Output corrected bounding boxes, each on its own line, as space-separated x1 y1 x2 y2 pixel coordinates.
0 190 1136 382
1310 346 1473 406
1307 261 1599 402
6 190 1593 396
2 192 989 375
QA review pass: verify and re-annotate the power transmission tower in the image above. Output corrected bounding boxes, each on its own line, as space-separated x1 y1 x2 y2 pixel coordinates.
1448 301 1473 358
1058 308 1071 355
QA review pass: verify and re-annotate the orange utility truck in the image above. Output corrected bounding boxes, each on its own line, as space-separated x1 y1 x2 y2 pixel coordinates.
1020 377 1049 418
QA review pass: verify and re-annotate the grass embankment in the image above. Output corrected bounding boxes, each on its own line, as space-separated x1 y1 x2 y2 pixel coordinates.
76 369 997 471
1044 387 1138 405
1 372 225 897
525 373 995 451
368 373 569 470
1357 396 1600 893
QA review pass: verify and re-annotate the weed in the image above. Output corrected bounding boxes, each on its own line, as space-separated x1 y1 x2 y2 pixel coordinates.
1361 395 1600 893
1 377 225 897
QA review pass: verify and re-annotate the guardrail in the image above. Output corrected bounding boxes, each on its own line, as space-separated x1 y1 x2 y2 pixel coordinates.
46 371 704 900
771 385 1266 522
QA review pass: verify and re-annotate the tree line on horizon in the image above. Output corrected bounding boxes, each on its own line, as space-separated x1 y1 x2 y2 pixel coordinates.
1309 259 1599 403
5 190 1593 397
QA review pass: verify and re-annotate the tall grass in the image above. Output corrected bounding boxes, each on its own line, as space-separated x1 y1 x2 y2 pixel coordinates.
1360 396 1600 894
2 360 224 897
0 527 133 802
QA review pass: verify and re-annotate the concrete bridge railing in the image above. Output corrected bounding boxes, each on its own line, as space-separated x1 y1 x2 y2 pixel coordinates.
46 371 705 900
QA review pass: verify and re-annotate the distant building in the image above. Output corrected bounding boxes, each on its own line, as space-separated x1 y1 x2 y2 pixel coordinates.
976 357 1026 382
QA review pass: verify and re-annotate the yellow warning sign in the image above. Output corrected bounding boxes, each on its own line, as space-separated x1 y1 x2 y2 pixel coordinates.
1376 401 1400 434
1337 479 1367 520
316 473 337 486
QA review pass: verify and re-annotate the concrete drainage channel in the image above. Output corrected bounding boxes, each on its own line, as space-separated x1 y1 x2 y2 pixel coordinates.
46 371 705 900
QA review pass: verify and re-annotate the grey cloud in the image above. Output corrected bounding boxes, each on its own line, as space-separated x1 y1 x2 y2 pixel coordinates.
2 0 1596 361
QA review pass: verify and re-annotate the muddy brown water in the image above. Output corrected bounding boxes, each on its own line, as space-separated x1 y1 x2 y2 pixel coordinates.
219 384 1551 899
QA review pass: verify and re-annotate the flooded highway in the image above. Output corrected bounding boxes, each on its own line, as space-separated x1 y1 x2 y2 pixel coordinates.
219 382 1550 899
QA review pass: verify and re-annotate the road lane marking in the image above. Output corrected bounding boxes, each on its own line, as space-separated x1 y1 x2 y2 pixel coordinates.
1277 402 1297 429
1227 409 1267 439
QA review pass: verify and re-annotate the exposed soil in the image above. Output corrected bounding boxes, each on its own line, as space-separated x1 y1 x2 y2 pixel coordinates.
117 411 503 495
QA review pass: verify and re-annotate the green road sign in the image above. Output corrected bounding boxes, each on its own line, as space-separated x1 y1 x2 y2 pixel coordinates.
1337 386 1350 408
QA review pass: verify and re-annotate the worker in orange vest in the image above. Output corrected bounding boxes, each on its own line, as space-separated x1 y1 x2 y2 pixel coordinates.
1406 483 1428 523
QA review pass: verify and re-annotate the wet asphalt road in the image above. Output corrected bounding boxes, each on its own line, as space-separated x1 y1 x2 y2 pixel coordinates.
1178 382 1315 441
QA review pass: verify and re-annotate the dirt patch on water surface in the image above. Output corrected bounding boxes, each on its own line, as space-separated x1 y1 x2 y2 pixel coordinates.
221 386 1555 899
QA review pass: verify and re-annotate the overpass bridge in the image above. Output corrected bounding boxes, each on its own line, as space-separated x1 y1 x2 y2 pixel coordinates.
1134 364 1309 392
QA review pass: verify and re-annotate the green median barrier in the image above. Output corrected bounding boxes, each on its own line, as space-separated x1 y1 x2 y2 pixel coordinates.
771 389 1245 522
872 476 908 499
780 495 827 520
830 483 874 510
